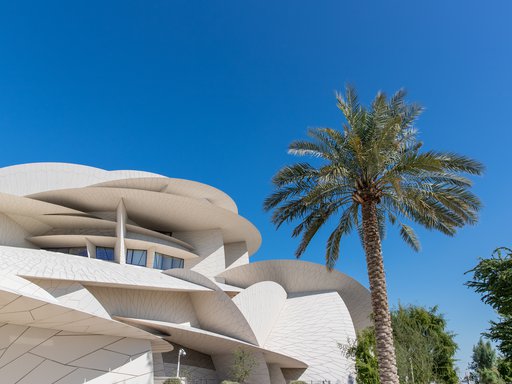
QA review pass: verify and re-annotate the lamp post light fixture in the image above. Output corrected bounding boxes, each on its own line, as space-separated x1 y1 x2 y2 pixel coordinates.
176 348 187 378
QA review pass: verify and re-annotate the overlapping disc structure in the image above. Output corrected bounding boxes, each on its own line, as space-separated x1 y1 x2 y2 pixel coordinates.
0 163 371 384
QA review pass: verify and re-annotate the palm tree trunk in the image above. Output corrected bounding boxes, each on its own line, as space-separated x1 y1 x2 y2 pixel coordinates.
361 199 400 384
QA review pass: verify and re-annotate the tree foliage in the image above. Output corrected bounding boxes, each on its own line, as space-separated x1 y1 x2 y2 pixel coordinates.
466 247 512 359
229 348 256 384
469 339 508 384
497 359 512 383
344 328 380 384
345 305 459 384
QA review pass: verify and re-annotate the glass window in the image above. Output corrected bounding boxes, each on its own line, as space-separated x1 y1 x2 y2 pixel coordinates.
96 247 115 261
45 247 88 257
153 252 184 270
126 249 147 267
68 247 88 257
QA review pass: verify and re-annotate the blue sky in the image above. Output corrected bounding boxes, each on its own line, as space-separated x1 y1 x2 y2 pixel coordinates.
0 0 510 374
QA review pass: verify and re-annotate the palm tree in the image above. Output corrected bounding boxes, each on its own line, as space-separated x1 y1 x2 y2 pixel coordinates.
264 86 483 384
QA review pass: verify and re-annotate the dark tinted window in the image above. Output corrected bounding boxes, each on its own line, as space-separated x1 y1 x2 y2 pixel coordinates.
96 247 115 261
153 252 184 270
45 247 88 257
126 249 147 267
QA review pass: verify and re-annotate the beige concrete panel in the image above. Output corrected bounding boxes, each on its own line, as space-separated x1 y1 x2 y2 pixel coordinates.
17 360 76 384
177 229 226 277
0 273 58 304
70 349 130 371
0 326 58 368
87 286 200 326
268 363 287 384
125 225 193 250
214 282 243 296
91 177 238 213
0 323 155 384
232 281 287 346
58 369 153 384
107 338 156 356
219 260 372 331
34 214 117 230
190 291 259 344
0 192 82 216
32 334 123 363
224 241 249 270
3 214 52 238
125 232 195 254
265 291 357 383
165 268 242 295
0 162 162 196
0 352 45 383
0 213 35 248
29 279 111 319
0 284 172 350
110 351 153 376
163 268 222 291
0 324 29 349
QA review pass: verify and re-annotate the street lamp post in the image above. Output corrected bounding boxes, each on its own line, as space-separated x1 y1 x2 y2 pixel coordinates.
176 348 187 379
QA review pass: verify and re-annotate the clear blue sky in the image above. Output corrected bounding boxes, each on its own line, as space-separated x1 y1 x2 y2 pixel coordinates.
0 0 510 375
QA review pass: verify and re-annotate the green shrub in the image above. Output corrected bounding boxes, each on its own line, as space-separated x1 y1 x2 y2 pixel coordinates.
220 381 239 384
290 381 307 384
163 378 183 384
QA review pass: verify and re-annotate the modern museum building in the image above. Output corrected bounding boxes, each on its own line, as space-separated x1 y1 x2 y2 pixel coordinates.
0 163 371 384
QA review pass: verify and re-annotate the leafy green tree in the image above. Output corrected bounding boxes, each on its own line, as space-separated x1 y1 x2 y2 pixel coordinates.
466 247 512 359
345 305 458 384
264 86 483 384
469 339 506 384
497 359 512 383
345 328 380 384
229 348 256 384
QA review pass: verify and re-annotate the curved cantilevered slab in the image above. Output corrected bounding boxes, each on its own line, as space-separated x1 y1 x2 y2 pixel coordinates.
0 246 211 292
232 281 287 346
0 192 84 217
28 234 198 260
23 213 196 252
218 260 372 332
91 177 238 214
0 162 163 196
0 274 172 352
29 186 261 254
114 316 308 369
164 269 260 345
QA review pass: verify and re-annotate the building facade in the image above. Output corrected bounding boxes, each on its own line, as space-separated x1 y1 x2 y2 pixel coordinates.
0 163 371 384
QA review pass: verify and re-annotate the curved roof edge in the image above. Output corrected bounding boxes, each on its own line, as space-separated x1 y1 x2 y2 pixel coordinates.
218 259 372 332
0 162 164 196
0 162 238 213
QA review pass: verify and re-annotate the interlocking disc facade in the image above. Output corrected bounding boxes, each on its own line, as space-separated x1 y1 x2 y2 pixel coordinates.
0 163 371 384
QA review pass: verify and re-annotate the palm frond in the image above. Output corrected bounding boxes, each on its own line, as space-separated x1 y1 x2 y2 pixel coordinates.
264 86 483 267
325 205 358 269
399 223 421 251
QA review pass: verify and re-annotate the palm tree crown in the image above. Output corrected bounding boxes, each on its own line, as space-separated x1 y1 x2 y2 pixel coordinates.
264 86 484 269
